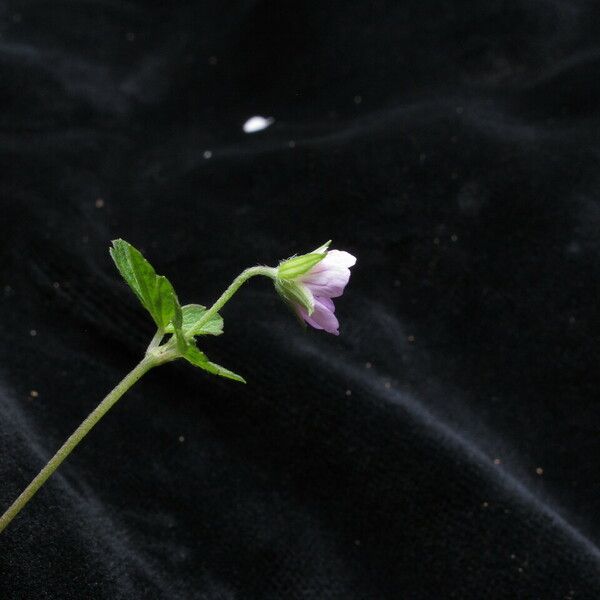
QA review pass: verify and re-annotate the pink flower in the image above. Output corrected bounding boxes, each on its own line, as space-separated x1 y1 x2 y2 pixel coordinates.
295 249 357 335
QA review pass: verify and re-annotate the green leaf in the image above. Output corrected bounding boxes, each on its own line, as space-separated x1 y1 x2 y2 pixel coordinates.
164 304 224 337
110 239 179 330
182 345 246 383
171 301 188 353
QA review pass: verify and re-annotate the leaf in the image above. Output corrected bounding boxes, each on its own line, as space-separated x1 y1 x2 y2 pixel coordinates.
171 301 188 353
182 345 246 383
164 304 224 337
109 239 179 330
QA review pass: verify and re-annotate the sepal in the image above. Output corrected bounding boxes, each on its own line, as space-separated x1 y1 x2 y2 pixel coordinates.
278 252 326 280
274 278 315 315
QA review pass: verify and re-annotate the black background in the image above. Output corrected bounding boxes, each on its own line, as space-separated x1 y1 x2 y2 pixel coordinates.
1 1 599 598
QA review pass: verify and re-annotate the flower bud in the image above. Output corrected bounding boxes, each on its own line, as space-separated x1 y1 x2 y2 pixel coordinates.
273 241 355 335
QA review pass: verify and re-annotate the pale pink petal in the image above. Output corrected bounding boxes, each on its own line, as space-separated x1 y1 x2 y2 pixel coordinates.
316 295 335 312
325 250 356 268
308 249 356 273
300 266 350 298
299 249 356 298
299 296 340 335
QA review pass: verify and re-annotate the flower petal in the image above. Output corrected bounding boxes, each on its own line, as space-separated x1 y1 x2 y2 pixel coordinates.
301 266 351 298
299 249 356 298
299 296 340 335
310 250 356 272
317 295 335 312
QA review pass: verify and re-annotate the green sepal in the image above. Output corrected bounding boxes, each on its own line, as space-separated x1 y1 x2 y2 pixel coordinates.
109 239 179 330
182 344 246 383
311 240 332 254
278 252 326 280
164 304 224 337
274 278 315 315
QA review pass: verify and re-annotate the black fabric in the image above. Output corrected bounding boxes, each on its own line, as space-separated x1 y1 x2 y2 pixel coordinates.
1 1 599 597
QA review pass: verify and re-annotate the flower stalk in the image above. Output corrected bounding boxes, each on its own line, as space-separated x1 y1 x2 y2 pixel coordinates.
194 265 277 330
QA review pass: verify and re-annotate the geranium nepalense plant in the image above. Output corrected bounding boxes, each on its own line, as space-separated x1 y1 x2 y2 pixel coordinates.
0 239 356 533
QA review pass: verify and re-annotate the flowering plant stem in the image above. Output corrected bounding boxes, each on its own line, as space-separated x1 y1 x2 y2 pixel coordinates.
0 265 275 534
195 266 277 328
0 237 355 535
0 355 156 533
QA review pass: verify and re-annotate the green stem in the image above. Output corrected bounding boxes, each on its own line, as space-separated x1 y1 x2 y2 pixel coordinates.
0 264 275 534
146 328 164 352
0 354 159 534
196 265 276 328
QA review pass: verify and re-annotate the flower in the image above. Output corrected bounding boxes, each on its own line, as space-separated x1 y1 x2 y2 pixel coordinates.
275 242 356 335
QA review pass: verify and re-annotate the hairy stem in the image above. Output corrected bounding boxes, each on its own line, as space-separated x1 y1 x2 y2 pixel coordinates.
146 328 164 352
0 354 159 533
196 265 276 328
0 264 275 534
